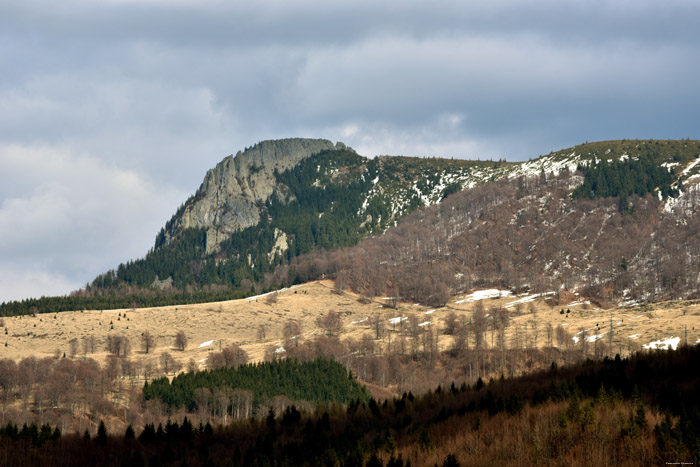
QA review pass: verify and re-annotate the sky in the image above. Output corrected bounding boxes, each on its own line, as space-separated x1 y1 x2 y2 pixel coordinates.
1 0 699 302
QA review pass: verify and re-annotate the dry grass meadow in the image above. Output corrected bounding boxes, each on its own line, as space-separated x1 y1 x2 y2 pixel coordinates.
2 280 699 373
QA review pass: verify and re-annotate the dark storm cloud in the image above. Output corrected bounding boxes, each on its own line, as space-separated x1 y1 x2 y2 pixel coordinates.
1 0 698 300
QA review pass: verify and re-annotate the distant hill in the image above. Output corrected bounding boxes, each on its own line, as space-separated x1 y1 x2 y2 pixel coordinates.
2 138 699 315
275 139 700 307
90 138 699 295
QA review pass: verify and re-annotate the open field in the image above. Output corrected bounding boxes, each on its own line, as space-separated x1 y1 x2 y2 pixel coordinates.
2 280 699 372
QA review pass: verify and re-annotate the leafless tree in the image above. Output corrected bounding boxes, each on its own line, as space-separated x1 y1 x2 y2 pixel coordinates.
160 352 176 375
443 311 459 335
316 310 343 337
257 324 267 341
222 344 249 368
194 387 211 420
369 314 386 340
282 320 301 348
142 331 155 354
472 302 487 377
106 335 131 357
174 331 188 351
205 351 223 369
452 315 468 356
265 292 279 305
69 338 79 358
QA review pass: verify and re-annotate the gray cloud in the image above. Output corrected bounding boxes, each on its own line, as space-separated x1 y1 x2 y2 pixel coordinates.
1 0 698 300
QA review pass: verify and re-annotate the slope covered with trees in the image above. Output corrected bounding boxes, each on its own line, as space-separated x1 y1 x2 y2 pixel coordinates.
2 345 699 466
143 358 370 411
268 151 700 307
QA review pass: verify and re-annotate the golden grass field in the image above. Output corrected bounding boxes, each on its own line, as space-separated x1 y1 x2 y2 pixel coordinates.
2 280 699 372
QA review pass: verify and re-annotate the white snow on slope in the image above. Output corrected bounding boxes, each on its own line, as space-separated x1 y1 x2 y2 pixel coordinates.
389 316 408 325
643 337 680 350
455 289 512 304
504 292 555 308
586 332 607 343
682 156 700 176
245 285 299 301
198 340 215 348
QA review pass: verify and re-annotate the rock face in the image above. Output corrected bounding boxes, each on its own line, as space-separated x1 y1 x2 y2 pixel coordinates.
165 138 344 253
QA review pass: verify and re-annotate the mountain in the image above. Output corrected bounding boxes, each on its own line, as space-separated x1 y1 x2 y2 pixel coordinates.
88 138 518 293
86 138 700 300
157 138 342 254
278 139 700 307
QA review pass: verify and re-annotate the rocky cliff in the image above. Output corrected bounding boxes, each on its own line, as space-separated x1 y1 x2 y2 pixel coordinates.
164 138 346 253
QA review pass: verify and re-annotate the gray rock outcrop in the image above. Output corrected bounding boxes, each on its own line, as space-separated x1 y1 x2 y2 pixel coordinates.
165 138 345 253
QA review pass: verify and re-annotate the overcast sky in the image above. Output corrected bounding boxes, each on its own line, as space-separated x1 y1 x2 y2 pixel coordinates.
1 0 699 302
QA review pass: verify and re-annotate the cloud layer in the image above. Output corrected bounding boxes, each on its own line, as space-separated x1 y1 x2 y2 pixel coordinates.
1 0 699 300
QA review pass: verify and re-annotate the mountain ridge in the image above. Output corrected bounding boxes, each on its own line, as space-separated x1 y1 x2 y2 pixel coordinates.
4 138 700 315
100 138 700 298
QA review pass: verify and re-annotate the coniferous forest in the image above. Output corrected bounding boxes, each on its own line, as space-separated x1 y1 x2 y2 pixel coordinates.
1 347 699 466
143 359 370 411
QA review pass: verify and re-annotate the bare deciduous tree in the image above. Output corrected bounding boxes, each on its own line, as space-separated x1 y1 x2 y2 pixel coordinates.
443 311 459 335
282 320 301 348
142 331 155 354
174 331 188 351
256 324 266 341
265 292 278 305
160 352 176 375
222 344 248 368
68 338 79 358
316 310 343 337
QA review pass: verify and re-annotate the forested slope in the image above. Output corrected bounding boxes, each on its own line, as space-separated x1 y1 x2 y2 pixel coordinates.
2 345 699 466
270 145 700 306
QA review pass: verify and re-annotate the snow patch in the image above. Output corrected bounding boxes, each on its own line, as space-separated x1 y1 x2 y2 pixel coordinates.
505 291 555 308
198 340 215 348
246 285 299 301
389 316 408 325
586 332 607 343
643 337 680 350
455 289 512 304
418 321 431 327
425 310 435 314
682 156 700 176
628 334 640 339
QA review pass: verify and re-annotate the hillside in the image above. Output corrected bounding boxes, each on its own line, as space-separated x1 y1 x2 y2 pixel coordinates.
90 139 700 296
2 138 700 318
2 343 699 466
266 140 700 308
